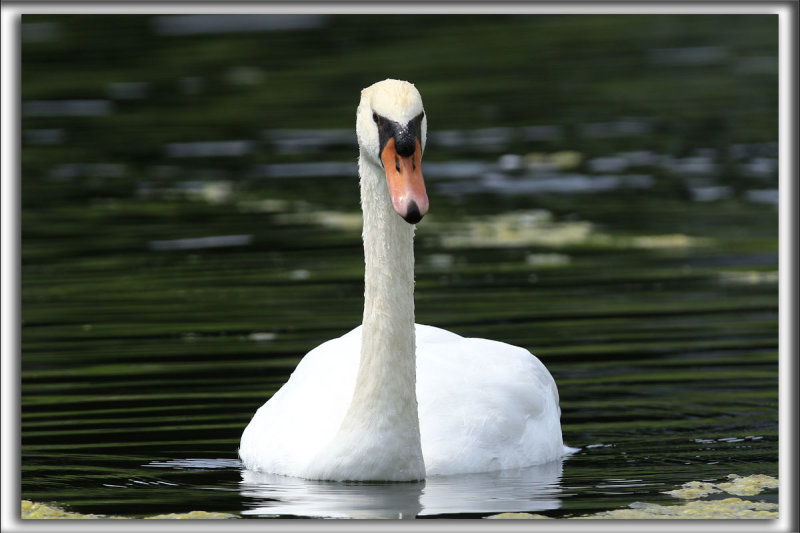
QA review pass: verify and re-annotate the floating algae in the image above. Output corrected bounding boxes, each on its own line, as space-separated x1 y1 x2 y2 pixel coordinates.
665 473 779 499
486 474 778 520
21 500 237 520
21 500 122 519
436 210 593 249
715 474 780 497
663 480 722 499
485 499 778 520
573 498 778 519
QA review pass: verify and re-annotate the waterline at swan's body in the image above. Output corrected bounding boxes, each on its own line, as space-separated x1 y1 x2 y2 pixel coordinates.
239 323 570 479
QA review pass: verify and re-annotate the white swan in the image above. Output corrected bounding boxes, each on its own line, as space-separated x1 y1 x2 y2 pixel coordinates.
239 79 571 481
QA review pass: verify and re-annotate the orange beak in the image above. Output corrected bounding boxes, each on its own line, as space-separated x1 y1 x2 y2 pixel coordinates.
380 137 428 224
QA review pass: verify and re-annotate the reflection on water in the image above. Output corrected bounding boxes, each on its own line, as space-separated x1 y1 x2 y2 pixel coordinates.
241 460 565 518
143 457 566 518
241 472 426 519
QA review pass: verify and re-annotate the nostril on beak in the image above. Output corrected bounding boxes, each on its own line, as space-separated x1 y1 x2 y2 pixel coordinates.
403 200 423 224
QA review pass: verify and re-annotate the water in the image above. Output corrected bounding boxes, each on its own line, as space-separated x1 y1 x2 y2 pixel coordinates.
19 14 778 519
20 176 779 518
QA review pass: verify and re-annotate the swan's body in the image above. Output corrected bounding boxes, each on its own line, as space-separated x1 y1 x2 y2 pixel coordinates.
239 79 570 481
240 324 566 479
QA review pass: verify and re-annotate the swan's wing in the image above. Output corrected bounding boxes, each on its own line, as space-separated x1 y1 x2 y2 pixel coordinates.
239 326 362 475
415 324 564 475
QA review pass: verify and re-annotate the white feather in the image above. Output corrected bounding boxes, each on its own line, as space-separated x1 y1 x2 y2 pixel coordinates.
239 79 571 481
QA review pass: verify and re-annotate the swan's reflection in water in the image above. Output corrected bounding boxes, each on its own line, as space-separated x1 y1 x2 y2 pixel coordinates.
239 459 565 518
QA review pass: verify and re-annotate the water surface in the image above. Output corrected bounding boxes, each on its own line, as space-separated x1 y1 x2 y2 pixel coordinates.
20 177 779 518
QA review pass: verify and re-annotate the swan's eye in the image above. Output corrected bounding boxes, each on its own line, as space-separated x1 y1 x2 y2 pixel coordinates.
372 112 380 125
395 156 400 172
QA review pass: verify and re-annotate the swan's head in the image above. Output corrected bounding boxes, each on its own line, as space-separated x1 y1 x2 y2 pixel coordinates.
357 79 428 224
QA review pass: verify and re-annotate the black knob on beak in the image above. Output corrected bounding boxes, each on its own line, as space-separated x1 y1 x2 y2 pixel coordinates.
403 200 423 224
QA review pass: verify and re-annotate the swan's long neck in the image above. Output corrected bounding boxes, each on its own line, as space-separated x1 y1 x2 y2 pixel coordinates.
306 150 424 481
355 154 419 430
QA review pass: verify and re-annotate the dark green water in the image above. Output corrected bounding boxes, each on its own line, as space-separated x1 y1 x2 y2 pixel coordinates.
20 14 778 518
